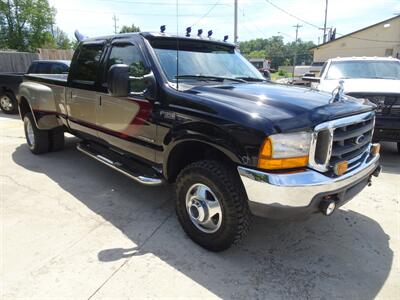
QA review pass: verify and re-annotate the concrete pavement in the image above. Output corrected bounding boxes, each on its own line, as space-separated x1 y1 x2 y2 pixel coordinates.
1 113 399 299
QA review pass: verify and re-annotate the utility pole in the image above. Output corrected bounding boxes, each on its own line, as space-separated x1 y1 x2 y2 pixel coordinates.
292 24 302 77
112 14 119 34
323 0 328 43
234 0 238 44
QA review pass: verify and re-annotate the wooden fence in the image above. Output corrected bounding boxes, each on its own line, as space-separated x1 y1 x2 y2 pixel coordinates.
0 48 74 72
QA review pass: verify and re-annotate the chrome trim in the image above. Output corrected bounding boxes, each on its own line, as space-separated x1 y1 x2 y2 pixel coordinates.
308 111 375 172
77 144 164 186
238 152 379 208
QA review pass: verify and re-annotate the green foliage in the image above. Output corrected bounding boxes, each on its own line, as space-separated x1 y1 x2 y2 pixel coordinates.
278 69 286 76
0 0 72 51
239 36 315 68
119 24 140 34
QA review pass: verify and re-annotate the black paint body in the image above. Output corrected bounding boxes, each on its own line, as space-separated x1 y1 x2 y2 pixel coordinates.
22 33 376 180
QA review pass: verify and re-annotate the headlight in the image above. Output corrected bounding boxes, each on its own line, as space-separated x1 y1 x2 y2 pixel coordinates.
258 131 312 170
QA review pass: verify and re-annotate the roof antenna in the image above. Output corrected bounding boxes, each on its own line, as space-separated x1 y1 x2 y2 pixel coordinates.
176 0 179 91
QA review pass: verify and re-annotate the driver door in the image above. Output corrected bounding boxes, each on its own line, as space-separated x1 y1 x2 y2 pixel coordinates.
96 40 156 161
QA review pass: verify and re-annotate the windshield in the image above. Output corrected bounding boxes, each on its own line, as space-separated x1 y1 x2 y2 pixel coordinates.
150 39 264 83
325 60 400 80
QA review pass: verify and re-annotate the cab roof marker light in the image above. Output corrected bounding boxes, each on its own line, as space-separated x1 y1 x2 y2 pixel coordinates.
198 29 203 37
186 27 191 37
223 35 229 42
208 30 213 38
160 25 166 33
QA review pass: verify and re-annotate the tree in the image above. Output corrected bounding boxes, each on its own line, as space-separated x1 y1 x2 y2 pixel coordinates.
0 0 56 51
53 27 71 49
239 36 315 69
119 23 140 34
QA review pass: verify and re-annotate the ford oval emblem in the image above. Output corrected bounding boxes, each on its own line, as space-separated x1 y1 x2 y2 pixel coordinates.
355 135 366 145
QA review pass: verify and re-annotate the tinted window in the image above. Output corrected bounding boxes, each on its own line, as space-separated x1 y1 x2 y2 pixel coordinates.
51 63 69 74
35 63 52 74
106 43 149 92
27 62 38 73
73 44 104 83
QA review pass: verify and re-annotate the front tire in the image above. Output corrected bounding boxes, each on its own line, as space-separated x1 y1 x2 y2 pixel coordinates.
176 160 251 252
0 92 18 114
23 112 50 154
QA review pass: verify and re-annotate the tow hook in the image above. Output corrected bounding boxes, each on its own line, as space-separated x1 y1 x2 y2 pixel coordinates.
373 165 382 177
319 195 337 216
369 166 382 186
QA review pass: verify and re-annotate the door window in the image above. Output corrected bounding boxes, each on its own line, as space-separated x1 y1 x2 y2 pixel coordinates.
106 43 149 93
73 43 104 84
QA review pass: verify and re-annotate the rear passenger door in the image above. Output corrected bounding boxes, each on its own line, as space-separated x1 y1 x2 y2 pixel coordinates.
96 40 156 161
66 42 105 138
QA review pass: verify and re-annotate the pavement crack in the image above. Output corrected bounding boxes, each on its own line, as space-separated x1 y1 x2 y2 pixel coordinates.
1 175 41 194
87 211 174 300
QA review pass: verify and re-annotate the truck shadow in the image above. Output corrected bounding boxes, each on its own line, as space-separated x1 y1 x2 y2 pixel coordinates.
12 137 393 299
0 112 20 120
379 142 400 175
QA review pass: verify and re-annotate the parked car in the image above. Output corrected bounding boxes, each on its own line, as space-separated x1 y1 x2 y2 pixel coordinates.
18 32 380 251
0 60 70 114
304 57 400 153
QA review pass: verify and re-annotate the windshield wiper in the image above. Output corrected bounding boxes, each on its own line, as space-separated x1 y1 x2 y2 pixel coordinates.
235 76 267 82
175 75 246 83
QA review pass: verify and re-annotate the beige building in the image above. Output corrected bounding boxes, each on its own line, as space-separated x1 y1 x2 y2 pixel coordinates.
311 16 400 62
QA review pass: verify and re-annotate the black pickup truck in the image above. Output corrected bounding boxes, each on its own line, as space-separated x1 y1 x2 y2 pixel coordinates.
18 32 381 251
0 60 70 114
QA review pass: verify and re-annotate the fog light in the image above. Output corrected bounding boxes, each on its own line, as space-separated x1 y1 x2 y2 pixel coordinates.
319 199 336 216
371 143 380 156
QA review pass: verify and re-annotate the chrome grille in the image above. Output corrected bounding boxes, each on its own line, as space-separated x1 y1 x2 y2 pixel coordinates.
347 93 400 117
309 112 375 174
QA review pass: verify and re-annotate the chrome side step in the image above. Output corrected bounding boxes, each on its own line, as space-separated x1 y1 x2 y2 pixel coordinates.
77 143 164 186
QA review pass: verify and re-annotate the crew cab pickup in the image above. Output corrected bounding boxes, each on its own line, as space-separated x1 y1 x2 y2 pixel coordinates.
0 60 70 114
18 32 381 251
304 57 400 153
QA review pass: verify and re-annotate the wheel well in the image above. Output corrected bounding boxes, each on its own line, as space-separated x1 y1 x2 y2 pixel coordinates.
19 97 31 119
166 141 234 183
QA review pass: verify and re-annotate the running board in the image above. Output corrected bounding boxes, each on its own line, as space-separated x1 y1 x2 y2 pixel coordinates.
77 143 164 186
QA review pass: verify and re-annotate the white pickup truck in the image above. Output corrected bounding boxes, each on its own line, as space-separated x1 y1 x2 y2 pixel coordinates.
304 57 400 153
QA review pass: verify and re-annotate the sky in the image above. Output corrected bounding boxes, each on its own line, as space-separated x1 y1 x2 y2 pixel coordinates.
49 0 400 44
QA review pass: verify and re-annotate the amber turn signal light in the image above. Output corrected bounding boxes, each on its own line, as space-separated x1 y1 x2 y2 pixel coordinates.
333 161 348 176
371 143 380 156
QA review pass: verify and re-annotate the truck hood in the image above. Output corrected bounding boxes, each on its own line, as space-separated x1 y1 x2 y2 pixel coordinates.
187 82 374 133
318 78 400 94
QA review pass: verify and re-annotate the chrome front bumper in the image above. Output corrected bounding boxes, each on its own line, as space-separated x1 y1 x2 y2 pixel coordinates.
238 153 380 219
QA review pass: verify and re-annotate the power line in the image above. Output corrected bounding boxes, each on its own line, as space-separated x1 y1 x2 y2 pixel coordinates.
189 0 221 27
264 0 320 29
263 0 400 43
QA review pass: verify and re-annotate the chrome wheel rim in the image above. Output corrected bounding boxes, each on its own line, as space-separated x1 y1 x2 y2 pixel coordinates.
26 118 35 146
185 183 223 233
0 95 13 111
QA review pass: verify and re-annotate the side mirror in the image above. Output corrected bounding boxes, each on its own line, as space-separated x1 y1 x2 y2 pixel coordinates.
302 73 321 83
107 64 129 97
107 64 157 100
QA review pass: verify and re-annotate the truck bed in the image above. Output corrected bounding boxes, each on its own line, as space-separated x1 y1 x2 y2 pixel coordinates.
24 74 68 86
